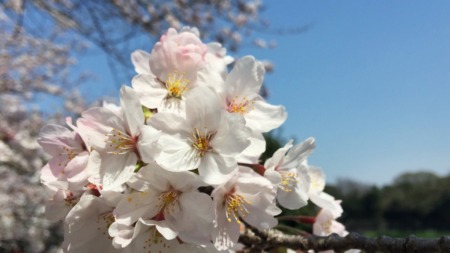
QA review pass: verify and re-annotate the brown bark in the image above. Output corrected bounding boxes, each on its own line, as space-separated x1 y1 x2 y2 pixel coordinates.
239 228 450 253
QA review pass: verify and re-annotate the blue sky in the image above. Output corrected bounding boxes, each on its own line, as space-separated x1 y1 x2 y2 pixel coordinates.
76 1 450 185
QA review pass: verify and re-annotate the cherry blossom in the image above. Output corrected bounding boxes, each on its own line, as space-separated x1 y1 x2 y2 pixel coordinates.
132 28 208 112
78 86 151 190
264 138 315 209
63 192 122 253
142 86 251 185
308 167 343 218
312 203 360 253
38 124 89 190
218 56 287 162
113 163 214 245
211 166 280 250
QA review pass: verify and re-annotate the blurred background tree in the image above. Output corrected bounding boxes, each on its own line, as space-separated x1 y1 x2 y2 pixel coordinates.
326 171 450 237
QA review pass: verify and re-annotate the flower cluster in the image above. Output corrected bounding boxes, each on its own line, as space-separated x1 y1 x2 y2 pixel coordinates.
38 27 343 252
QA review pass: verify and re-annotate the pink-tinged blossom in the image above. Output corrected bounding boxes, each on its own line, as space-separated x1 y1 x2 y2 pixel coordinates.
140 87 250 185
44 186 84 222
151 27 207 79
38 123 89 190
113 163 214 245
78 86 153 190
211 167 281 251
308 167 343 218
63 191 122 253
132 28 208 112
132 28 233 113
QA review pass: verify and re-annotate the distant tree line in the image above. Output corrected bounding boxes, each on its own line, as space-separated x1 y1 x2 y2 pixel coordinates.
326 171 450 233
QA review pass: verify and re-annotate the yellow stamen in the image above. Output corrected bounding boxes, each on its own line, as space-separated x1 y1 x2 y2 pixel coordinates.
104 128 135 155
279 172 298 192
165 71 189 99
224 193 251 224
321 220 333 234
190 128 215 157
156 190 180 217
58 146 78 167
227 96 255 115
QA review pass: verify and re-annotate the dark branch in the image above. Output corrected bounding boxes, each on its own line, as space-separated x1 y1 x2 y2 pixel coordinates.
239 228 450 253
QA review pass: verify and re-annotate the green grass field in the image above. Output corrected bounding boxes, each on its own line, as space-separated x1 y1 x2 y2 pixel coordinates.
363 229 450 238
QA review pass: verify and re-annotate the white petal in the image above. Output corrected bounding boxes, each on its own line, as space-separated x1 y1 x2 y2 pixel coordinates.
88 151 137 190
198 153 237 185
65 151 89 189
263 170 282 185
245 97 287 133
277 186 309 210
310 192 343 218
185 86 222 130
131 50 152 75
237 131 266 163
136 125 160 163
283 137 315 169
122 221 203 253
177 192 214 244
212 207 240 251
120 85 145 137
64 194 119 253
308 166 326 193
211 113 250 156
243 201 279 230
157 134 199 171
131 74 168 109
264 140 294 170
38 124 78 156
130 164 171 192
114 191 159 225
225 56 264 96
78 107 126 149
149 112 190 134
109 222 136 248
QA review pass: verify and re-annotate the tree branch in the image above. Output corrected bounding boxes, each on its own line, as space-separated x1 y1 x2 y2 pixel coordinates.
239 228 450 253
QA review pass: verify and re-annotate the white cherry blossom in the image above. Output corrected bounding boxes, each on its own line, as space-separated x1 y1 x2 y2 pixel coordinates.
63 191 123 253
312 203 360 253
211 166 281 251
142 86 251 185
216 56 287 162
113 163 214 245
264 138 315 209
308 167 343 218
222 56 287 133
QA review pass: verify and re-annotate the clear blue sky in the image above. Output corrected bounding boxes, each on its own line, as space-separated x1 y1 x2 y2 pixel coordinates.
77 0 450 185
